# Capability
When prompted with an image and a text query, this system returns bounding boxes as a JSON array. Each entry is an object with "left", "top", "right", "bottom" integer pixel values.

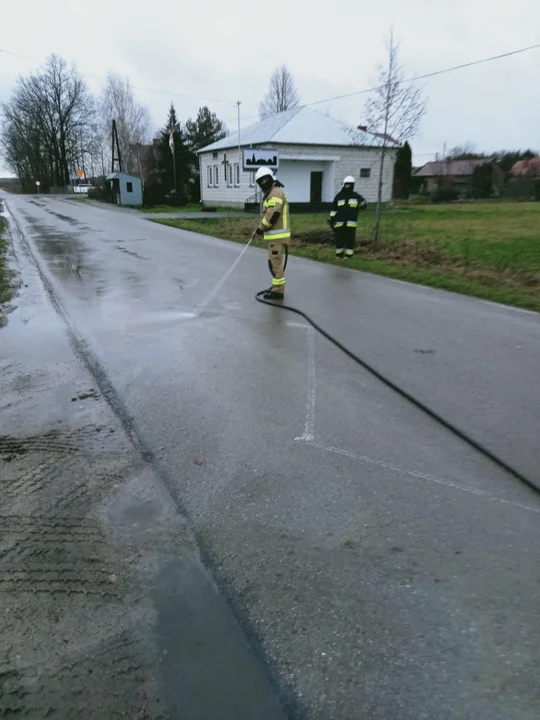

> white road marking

[
  {"left": 285, "top": 321, "right": 309, "bottom": 328},
  {"left": 299, "top": 438, "right": 540, "bottom": 515},
  {"left": 295, "top": 326, "right": 316, "bottom": 442}
]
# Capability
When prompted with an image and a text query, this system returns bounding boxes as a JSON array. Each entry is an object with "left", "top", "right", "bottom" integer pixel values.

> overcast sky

[{"left": 1, "top": 0, "right": 539, "bottom": 175}]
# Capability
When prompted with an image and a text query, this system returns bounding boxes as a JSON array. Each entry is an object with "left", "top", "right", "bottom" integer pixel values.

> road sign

[
  {"left": 71, "top": 171, "right": 78, "bottom": 180},
  {"left": 35, "top": 181, "right": 40, "bottom": 186},
  {"left": 242, "top": 148, "right": 279, "bottom": 172},
  {"left": 75, "top": 169, "right": 84, "bottom": 179}
]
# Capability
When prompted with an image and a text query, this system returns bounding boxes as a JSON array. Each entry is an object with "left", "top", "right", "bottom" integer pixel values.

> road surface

[{"left": 4, "top": 192, "right": 540, "bottom": 719}]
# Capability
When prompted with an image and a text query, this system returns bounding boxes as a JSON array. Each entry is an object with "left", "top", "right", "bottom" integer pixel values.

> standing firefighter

[
  {"left": 329, "top": 176, "right": 367, "bottom": 259},
  {"left": 255, "top": 167, "right": 290, "bottom": 299}
]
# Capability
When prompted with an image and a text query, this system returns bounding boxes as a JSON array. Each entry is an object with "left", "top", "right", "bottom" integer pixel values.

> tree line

[
  {"left": 0, "top": 56, "right": 306, "bottom": 199},
  {"left": 0, "top": 54, "right": 228, "bottom": 200},
  {"left": 2, "top": 44, "right": 429, "bottom": 213}
]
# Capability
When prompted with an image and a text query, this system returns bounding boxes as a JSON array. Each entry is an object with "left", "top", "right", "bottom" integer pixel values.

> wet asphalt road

[{"left": 4, "top": 192, "right": 540, "bottom": 720}]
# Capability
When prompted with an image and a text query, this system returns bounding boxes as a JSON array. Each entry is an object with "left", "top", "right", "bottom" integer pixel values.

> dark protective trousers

[
  {"left": 267, "top": 242, "right": 286, "bottom": 295},
  {"left": 334, "top": 227, "right": 356, "bottom": 257}
]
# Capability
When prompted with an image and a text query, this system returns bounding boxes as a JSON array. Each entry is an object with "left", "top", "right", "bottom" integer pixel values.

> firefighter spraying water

[{"left": 254, "top": 167, "right": 290, "bottom": 300}]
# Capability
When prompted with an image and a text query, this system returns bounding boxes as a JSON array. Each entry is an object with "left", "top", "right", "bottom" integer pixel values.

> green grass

[
  {"left": 153, "top": 201, "right": 540, "bottom": 312},
  {"left": 140, "top": 204, "right": 243, "bottom": 214}
]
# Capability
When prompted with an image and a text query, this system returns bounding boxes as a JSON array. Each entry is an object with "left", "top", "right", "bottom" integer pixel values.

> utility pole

[
  {"left": 111, "top": 120, "right": 123, "bottom": 173},
  {"left": 236, "top": 100, "right": 242, "bottom": 187}
]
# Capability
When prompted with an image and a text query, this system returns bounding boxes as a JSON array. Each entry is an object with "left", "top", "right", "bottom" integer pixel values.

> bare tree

[
  {"left": 259, "top": 65, "right": 300, "bottom": 119},
  {"left": 362, "top": 33, "right": 426, "bottom": 245},
  {"left": 98, "top": 74, "right": 151, "bottom": 173},
  {"left": 1, "top": 55, "right": 95, "bottom": 191}
]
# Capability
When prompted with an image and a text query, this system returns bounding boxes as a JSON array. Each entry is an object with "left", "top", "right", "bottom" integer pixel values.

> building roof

[
  {"left": 415, "top": 158, "right": 493, "bottom": 178},
  {"left": 511, "top": 156, "right": 540, "bottom": 176},
  {"left": 198, "top": 106, "right": 400, "bottom": 153}
]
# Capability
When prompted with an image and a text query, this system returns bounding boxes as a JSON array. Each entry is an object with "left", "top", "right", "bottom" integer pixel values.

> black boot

[{"left": 263, "top": 288, "right": 284, "bottom": 300}]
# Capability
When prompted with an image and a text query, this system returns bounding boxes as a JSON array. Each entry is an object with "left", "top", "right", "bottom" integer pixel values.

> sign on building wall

[{"left": 242, "top": 148, "right": 279, "bottom": 172}]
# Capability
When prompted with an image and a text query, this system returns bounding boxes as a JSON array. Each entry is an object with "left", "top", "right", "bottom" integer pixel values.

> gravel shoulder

[{"left": 0, "top": 199, "right": 287, "bottom": 719}]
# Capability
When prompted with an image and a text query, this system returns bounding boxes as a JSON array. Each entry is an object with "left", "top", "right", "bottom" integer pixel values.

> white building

[{"left": 198, "top": 107, "right": 399, "bottom": 210}]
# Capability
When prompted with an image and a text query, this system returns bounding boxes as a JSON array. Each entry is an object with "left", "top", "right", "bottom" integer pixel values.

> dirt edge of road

[{"left": 0, "top": 200, "right": 290, "bottom": 719}]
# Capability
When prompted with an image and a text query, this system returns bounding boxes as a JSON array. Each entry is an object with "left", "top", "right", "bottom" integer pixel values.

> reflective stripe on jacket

[
  {"left": 258, "top": 185, "right": 290, "bottom": 242},
  {"left": 329, "top": 189, "right": 365, "bottom": 228}
]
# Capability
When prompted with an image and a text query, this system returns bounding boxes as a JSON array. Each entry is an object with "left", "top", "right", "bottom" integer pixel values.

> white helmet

[
  {"left": 255, "top": 167, "right": 275, "bottom": 183},
  {"left": 343, "top": 175, "right": 355, "bottom": 185}
]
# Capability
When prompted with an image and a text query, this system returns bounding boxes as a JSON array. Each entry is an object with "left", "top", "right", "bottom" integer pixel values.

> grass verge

[
  {"left": 153, "top": 202, "right": 540, "bottom": 312},
  {"left": 140, "top": 204, "right": 243, "bottom": 214}
]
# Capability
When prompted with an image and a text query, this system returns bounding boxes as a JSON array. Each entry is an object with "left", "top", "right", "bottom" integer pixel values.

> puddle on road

[
  {"left": 22, "top": 215, "right": 107, "bottom": 301},
  {"left": 11, "top": 212, "right": 213, "bottom": 324},
  {"left": 34, "top": 231, "right": 97, "bottom": 283}
]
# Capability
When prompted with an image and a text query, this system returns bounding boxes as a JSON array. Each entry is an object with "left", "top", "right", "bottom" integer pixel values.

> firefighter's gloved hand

[{"left": 255, "top": 227, "right": 264, "bottom": 236}]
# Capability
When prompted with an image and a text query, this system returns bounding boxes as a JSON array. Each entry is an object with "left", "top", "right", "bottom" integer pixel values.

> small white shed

[{"left": 106, "top": 172, "right": 143, "bottom": 207}]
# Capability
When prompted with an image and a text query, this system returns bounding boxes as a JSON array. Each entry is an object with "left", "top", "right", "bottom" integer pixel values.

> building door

[{"left": 310, "top": 171, "right": 323, "bottom": 203}]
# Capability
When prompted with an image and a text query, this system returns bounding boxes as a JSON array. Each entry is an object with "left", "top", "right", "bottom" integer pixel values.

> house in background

[
  {"left": 197, "top": 107, "right": 399, "bottom": 211},
  {"left": 510, "top": 156, "right": 540, "bottom": 177},
  {"left": 508, "top": 156, "right": 540, "bottom": 200},
  {"left": 414, "top": 158, "right": 504, "bottom": 198}
]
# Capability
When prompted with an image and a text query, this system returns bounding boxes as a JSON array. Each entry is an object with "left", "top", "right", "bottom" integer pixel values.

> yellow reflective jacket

[{"left": 258, "top": 185, "right": 290, "bottom": 243}]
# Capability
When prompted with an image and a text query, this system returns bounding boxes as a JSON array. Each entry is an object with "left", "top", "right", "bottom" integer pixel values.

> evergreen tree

[
  {"left": 185, "top": 106, "right": 227, "bottom": 151},
  {"left": 185, "top": 106, "right": 228, "bottom": 201},
  {"left": 156, "top": 103, "right": 192, "bottom": 204},
  {"left": 470, "top": 163, "right": 494, "bottom": 199},
  {"left": 392, "top": 141, "right": 412, "bottom": 199}
]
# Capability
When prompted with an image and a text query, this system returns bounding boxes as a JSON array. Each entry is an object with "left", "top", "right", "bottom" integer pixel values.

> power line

[
  {"left": 0, "top": 48, "right": 38, "bottom": 63},
  {"left": 220, "top": 41, "right": 540, "bottom": 128},
  {"left": 3, "top": 40, "right": 539, "bottom": 122},
  {"left": 0, "top": 47, "right": 235, "bottom": 105},
  {"left": 305, "top": 42, "right": 540, "bottom": 107}
]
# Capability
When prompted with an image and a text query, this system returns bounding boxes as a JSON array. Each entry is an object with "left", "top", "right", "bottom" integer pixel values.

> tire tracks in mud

[
  {"left": 0, "top": 421, "right": 168, "bottom": 718},
  {"left": 1, "top": 199, "right": 292, "bottom": 720},
  {"left": 1, "top": 204, "right": 174, "bottom": 716},
  {"left": 0, "top": 358, "right": 178, "bottom": 720}
]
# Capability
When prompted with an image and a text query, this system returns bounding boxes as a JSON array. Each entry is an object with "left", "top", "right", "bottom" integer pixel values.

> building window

[
  {"left": 234, "top": 163, "right": 240, "bottom": 187},
  {"left": 207, "top": 167, "right": 213, "bottom": 187},
  {"left": 360, "top": 168, "right": 371, "bottom": 178},
  {"left": 227, "top": 165, "right": 233, "bottom": 187},
  {"left": 126, "top": 182, "right": 133, "bottom": 193},
  {"left": 214, "top": 165, "right": 219, "bottom": 187},
  {"left": 249, "top": 171, "right": 255, "bottom": 187}
]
